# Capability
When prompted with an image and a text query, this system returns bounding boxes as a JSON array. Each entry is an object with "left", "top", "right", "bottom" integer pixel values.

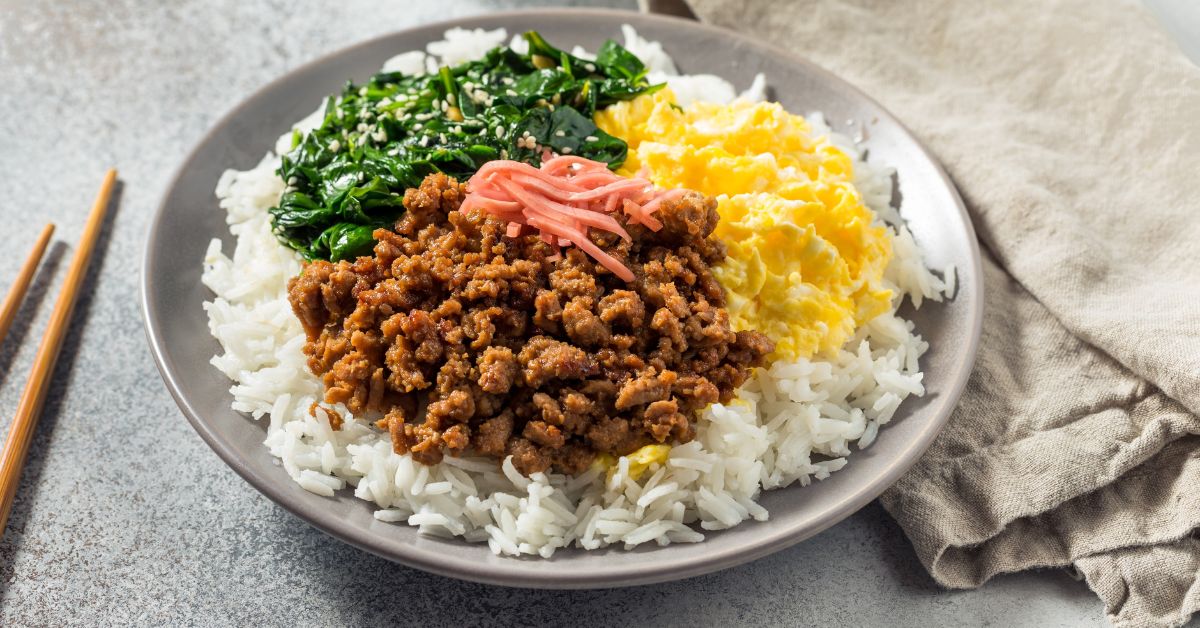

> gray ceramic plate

[{"left": 142, "top": 9, "right": 982, "bottom": 588}]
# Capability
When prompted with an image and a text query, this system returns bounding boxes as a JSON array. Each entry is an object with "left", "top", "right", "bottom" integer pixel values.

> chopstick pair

[{"left": 0, "top": 169, "right": 117, "bottom": 536}]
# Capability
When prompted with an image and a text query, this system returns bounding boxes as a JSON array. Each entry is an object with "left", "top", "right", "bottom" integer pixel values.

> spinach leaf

[
  {"left": 522, "top": 31, "right": 595, "bottom": 78},
  {"left": 508, "top": 107, "right": 627, "bottom": 168},
  {"left": 268, "top": 30, "right": 662, "bottom": 261},
  {"left": 595, "top": 40, "right": 647, "bottom": 81},
  {"left": 312, "top": 223, "right": 379, "bottom": 261}
]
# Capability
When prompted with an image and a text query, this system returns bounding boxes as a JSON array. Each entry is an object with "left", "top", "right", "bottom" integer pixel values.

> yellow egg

[
  {"left": 625, "top": 444, "right": 671, "bottom": 480},
  {"left": 592, "top": 444, "right": 673, "bottom": 482},
  {"left": 596, "top": 90, "right": 893, "bottom": 359}
]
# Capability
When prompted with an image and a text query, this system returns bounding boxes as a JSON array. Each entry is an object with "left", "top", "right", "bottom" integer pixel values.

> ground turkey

[{"left": 287, "top": 173, "right": 772, "bottom": 475}]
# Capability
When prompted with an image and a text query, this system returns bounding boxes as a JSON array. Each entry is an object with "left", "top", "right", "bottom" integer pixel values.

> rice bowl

[
  {"left": 200, "top": 25, "right": 952, "bottom": 558},
  {"left": 142, "top": 8, "right": 984, "bottom": 585}
]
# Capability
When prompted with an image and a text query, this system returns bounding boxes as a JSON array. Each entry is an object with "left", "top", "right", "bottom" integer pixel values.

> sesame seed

[
  {"left": 413, "top": 123, "right": 423, "bottom": 131},
  {"left": 554, "top": 130, "right": 565, "bottom": 137},
  {"left": 561, "top": 147, "right": 572, "bottom": 154},
  {"left": 439, "top": 133, "right": 447, "bottom": 144},
  {"left": 585, "top": 135, "right": 599, "bottom": 142},
  {"left": 495, "top": 126, "right": 505, "bottom": 138},
  {"left": 505, "top": 89, "right": 518, "bottom": 97},
  {"left": 446, "top": 93, "right": 456, "bottom": 106}
]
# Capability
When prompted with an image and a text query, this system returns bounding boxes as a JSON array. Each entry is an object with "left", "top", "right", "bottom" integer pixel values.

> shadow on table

[
  {"left": 0, "top": 243, "right": 66, "bottom": 385},
  {"left": 268, "top": 500, "right": 1073, "bottom": 627},
  {"left": 278, "top": 495, "right": 1144, "bottom": 625},
  {"left": 0, "top": 182, "right": 123, "bottom": 591}
]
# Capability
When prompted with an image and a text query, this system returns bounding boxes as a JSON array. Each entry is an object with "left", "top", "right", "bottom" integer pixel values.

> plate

[{"left": 141, "top": 9, "right": 982, "bottom": 588}]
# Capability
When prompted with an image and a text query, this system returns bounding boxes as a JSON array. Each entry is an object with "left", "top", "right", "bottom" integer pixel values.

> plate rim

[{"left": 140, "top": 7, "right": 984, "bottom": 589}]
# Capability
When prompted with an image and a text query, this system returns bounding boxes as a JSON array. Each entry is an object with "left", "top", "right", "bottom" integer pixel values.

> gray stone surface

[{"left": 0, "top": 1, "right": 1148, "bottom": 625}]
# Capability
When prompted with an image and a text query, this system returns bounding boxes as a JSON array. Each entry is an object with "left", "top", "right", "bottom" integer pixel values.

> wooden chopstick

[
  {"left": 0, "top": 224, "right": 56, "bottom": 348},
  {"left": 0, "top": 169, "right": 117, "bottom": 535}
]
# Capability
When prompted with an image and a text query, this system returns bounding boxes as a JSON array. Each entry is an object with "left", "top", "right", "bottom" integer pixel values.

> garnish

[{"left": 462, "top": 156, "right": 684, "bottom": 281}]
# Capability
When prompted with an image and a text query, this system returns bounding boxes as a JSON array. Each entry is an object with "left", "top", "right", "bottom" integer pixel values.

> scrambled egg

[
  {"left": 625, "top": 444, "right": 671, "bottom": 480},
  {"left": 594, "top": 444, "right": 672, "bottom": 481},
  {"left": 596, "top": 90, "right": 893, "bottom": 359}
]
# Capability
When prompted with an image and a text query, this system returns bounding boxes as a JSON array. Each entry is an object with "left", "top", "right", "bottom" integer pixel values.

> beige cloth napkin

[{"left": 684, "top": 0, "right": 1200, "bottom": 625}]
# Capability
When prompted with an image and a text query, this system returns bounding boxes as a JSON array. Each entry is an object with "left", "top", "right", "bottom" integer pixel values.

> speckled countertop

[{"left": 0, "top": 1, "right": 1124, "bottom": 625}]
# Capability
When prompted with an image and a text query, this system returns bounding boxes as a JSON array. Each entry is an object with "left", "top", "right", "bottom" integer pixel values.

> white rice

[{"left": 202, "top": 27, "right": 954, "bottom": 557}]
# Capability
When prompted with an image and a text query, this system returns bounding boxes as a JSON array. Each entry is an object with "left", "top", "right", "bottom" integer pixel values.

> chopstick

[
  {"left": 0, "top": 169, "right": 116, "bottom": 536},
  {"left": 0, "top": 224, "right": 56, "bottom": 348}
]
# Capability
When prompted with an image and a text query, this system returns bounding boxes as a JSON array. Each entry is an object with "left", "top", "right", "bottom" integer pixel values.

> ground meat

[
  {"left": 641, "top": 399, "right": 690, "bottom": 443},
  {"left": 561, "top": 296, "right": 611, "bottom": 347},
  {"left": 615, "top": 368, "right": 677, "bottom": 410},
  {"left": 507, "top": 438, "right": 550, "bottom": 475},
  {"left": 653, "top": 190, "right": 721, "bottom": 243},
  {"left": 476, "top": 346, "right": 518, "bottom": 394},
  {"left": 518, "top": 336, "right": 595, "bottom": 387},
  {"left": 286, "top": 175, "right": 773, "bottom": 476},
  {"left": 523, "top": 420, "right": 566, "bottom": 448},
  {"left": 532, "top": 290, "right": 563, "bottom": 332},
  {"left": 309, "top": 402, "right": 344, "bottom": 431},
  {"left": 472, "top": 410, "right": 513, "bottom": 457},
  {"left": 597, "top": 290, "right": 645, "bottom": 329}
]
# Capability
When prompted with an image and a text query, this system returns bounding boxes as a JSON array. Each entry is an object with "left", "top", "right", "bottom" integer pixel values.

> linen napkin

[{"left": 683, "top": 0, "right": 1200, "bottom": 625}]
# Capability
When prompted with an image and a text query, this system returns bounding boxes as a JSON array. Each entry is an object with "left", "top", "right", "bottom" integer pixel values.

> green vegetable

[
  {"left": 270, "top": 31, "right": 663, "bottom": 261},
  {"left": 313, "top": 223, "right": 378, "bottom": 261}
]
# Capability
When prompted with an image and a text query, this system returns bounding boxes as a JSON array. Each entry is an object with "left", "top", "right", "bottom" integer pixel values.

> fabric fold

[{"left": 1079, "top": 539, "right": 1200, "bottom": 628}]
